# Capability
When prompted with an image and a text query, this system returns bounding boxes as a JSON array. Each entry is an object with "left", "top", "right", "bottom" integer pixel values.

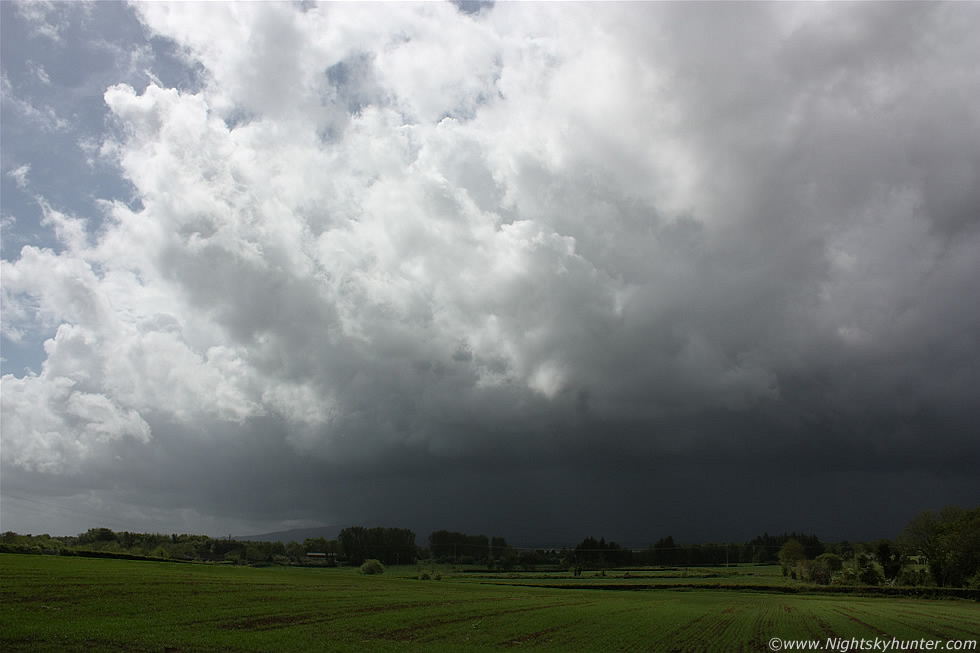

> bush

[
  {"left": 897, "top": 567, "right": 929, "bottom": 586},
  {"left": 816, "top": 553, "right": 843, "bottom": 573},
  {"left": 359, "top": 559, "right": 385, "bottom": 575},
  {"left": 797, "top": 559, "right": 831, "bottom": 584}
]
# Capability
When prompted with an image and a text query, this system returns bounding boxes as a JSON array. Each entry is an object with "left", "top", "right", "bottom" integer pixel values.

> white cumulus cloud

[{"left": 2, "top": 1, "right": 978, "bottom": 539}]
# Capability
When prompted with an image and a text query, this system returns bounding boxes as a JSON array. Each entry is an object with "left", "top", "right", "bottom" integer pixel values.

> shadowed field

[{"left": 2, "top": 555, "right": 977, "bottom": 651}]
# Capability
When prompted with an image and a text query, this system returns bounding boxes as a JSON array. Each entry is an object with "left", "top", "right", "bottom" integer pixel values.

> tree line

[
  {"left": 773, "top": 505, "right": 979, "bottom": 588},
  {"left": 2, "top": 504, "right": 976, "bottom": 588}
]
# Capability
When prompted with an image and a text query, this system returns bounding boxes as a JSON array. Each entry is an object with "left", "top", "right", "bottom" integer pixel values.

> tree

[
  {"left": 857, "top": 553, "right": 884, "bottom": 585},
  {"left": 778, "top": 539, "right": 807, "bottom": 569},
  {"left": 340, "top": 526, "right": 417, "bottom": 566},
  {"left": 285, "top": 541, "right": 306, "bottom": 562},
  {"left": 815, "top": 552, "right": 843, "bottom": 573},
  {"left": 78, "top": 528, "right": 117, "bottom": 546},
  {"left": 378, "top": 527, "right": 417, "bottom": 566},
  {"left": 304, "top": 537, "right": 330, "bottom": 553},
  {"left": 428, "top": 530, "right": 488, "bottom": 563},
  {"left": 943, "top": 507, "right": 980, "bottom": 587},
  {"left": 338, "top": 527, "right": 366, "bottom": 565},
  {"left": 899, "top": 505, "right": 980, "bottom": 587},
  {"left": 873, "top": 540, "right": 904, "bottom": 582}
]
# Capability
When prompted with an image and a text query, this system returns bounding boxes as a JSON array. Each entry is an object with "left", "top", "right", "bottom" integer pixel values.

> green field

[{"left": 2, "top": 555, "right": 978, "bottom": 651}]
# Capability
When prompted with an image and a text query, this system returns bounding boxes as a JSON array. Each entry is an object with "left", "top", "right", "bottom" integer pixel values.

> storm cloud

[{"left": 2, "top": 1, "right": 978, "bottom": 544}]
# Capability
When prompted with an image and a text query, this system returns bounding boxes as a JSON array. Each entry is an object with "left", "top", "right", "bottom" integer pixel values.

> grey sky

[{"left": 2, "top": 1, "right": 978, "bottom": 545}]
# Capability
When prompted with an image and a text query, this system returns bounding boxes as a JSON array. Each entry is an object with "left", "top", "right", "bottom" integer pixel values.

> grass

[{"left": 2, "top": 554, "right": 978, "bottom": 651}]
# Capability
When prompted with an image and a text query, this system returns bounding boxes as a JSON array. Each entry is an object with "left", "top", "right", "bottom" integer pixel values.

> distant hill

[{"left": 234, "top": 525, "right": 339, "bottom": 544}]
